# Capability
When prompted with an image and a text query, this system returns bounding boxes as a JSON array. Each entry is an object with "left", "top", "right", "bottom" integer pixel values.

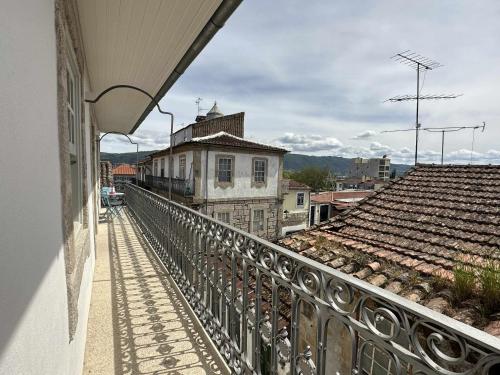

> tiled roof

[
  {"left": 311, "top": 190, "right": 373, "bottom": 204},
  {"left": 190, "top": 132, "right": 287, "bottom": 153},
  {"left": 278, "top": 165, "right": 500, "bottom": 334},
  {"left": 149, "top": 132, "right": 287, "bottom": 158},
  {"left": 284, "top": 179, "right": 311, "bottom": 190},
  {"left": 112, "top": 164, "right": 136, "bottom": 175}
]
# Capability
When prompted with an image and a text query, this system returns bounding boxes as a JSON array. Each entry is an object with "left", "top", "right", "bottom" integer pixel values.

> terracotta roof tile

[
  {"left": 284, "top": 179, "right": 311, "bottom": 190},
  {"left": 112, "top": 164, "right": 136, "bottom": 175},
  {"left": 277, "top": 164, "right": 500, "bottom": 333}
]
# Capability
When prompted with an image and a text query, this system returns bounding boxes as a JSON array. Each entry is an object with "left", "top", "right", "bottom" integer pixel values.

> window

[
  {"left": 179, "top": 155, "right": 186, "bottom": 179},
  {"left": 218, "top": 157, "right": 232, "bottom": 182},
  {"left": 254, "top": 159, "right": 266, "bottom": 183},
  {"left": 154, "top": 160, "right": 158, "bottom": 176},
  {"left": 296, "top": 192, "right": 305, "bottom": 207},
  {"left": 160, "top": 158, "right": 165, "bottom": 178},
  {"left": 252, "top": 157, "right": 268, "bottom": 187},
  {"left": 67, "top": 52, "right": 82, "bottom": 232},
  {"left": 253, "top": 209, "right": 265, "bottom": 232},
  {"left": 217, "top": 212, "right": 231, "bottom": 224}
]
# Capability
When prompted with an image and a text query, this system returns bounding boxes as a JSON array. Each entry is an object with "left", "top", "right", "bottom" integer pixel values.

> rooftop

[
  {"left": 283, "top": 179, "right": 311, "bottom": 190},
  {"left": 112, "top": 164, "right": 137, "bottom": 175},
  {"left": 311, "top": 190, "right": 373, "bottom": 204},
  {"left": 151, "top": 131, "right": 287, "bottom": 158},
  {"left": 279, "top": 164, "right": 500, "bottom": 335}
]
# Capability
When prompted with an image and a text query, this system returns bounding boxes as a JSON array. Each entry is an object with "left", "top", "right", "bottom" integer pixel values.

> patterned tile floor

[{"left": 83, "top": 209, "right": 227, "bottom": 374}]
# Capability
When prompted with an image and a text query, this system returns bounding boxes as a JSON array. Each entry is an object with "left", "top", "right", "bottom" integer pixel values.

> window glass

[
  {"left": 218, "top": 158, "right": 232, "bottom": 182},
  {"left": 253, "top": 209, "right": 264, "bottom": 232},
  {"left": 254, "top": 159, "right": 266, "bottom": 183},
  {"left": 297, "top": 192, "right": 305, "bottom": 207},
  {"left": 160, "top": 158, "right": 165, "bottom": 178},
  {"left": 217, "top": 212, "right": 230, "bottom": 224}
]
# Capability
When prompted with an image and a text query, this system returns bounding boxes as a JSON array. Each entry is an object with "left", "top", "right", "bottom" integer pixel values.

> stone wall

[
  {"left": 205, "top": 197, "right": 281, "bottom": 240},
  {"left": 100, "top": 161, "right": 113, "bottom": 187}
]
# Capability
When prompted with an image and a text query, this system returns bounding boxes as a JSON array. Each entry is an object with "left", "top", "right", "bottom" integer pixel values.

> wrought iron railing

[
  {"left": 125, "top": 184, "right": 500, "bottom": 375},
  {"left": 143, "top": 175, "right": 194, "bottom": 196}
]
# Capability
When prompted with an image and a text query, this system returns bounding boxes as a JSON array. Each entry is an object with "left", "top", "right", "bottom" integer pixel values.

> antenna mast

[
  {"left": 382, "top": 122, "right": 486, "bottom": 165},
  {"left": 387, "top": 51, "right": 461, "bottom": 165},
  {"left": 195, "top": 97, "right": 208, "bottom": 115}
]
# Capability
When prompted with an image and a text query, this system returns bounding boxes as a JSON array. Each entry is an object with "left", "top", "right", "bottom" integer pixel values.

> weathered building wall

[
  {"left": 202, "top": 150, "right": 280, "bottom": 199},
  {"left": 206, "top": 197, "right": 280, "bottom": 240},
  {"left": 281, "top": 189, "right": 310, "bottom": 235},
  {"left": 0, "top": 1, "right": 96, "bottom": 374}
]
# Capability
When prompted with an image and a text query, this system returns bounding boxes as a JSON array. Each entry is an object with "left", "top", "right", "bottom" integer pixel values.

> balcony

[
  {"left": 84, "top": 184, "right": 500, "bottom": 374},
  {"left": 141, "top": 175, "right": 194, "bottom": 197}
]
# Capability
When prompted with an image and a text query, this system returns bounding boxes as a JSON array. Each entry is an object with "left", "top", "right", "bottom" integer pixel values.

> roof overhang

[{"left": 78, "top": 0, "right": 241, "bottom": 134}]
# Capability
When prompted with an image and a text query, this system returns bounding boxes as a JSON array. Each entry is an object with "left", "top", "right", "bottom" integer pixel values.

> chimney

[{"left": 195, "top": 115, "right": 206, "bottom": 122}]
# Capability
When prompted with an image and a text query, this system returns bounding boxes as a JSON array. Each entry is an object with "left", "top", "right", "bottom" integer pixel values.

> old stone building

[
  {"left": 100, "top": 161, "right": 113, "bottom": 187},
  {"left": 139, "top": 103, "right": 288, "bottom": 240}
]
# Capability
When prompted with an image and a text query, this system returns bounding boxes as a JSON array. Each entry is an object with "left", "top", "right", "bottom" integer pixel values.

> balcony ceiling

[{"left": 78, "top": 0, "right": 224, "bottom": 134}]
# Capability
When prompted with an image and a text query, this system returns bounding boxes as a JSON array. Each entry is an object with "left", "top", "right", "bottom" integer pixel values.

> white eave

[{"left": 78, "top": 0, "right": 241, "bottom": 134}]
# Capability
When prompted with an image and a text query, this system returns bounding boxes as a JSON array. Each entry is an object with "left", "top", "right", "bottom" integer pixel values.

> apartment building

[
  {"left": 348, "top": 156, "right": 391, "bottom": 181},
  {"left": 139, "top": 104, "right": 288, "bottom": 240}
]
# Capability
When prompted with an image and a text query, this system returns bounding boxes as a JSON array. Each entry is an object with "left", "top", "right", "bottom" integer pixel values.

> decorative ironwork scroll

[{"left": 125, "top": 184, "right": 500, "bottom": 375}]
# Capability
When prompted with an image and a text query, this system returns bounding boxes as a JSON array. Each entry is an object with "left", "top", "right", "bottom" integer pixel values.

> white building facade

[{"left": 141, "top": 108, "right": 287, "bottom": 240}]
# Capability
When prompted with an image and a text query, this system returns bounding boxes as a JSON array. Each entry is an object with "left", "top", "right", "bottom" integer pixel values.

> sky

[{"left": 101, "top": 0, "right": 500, "bottom": 165}]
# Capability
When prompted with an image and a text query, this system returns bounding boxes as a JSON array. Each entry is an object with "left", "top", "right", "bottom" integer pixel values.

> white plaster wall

[
  {"left": 153, "top": 151, "right": 194, "bottom": 179},
  {"left": 201, "top": 151, "right": 280, "bottom": 199},
  {"left": 0, "top": 1, "right": 95, "bottom": 374}
]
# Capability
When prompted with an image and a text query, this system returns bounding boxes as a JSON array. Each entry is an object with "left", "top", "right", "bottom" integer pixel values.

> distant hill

[
  {"left": 100, "top": 151, "right": 158, "bottom": 165},
  {"left": 100, "top": 151, "right": 412, "bottom": 176},
  {"left": 283, "top": 154, "right": 412, "bottom": 176}
]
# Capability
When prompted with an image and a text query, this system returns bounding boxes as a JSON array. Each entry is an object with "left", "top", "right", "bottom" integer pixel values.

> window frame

[
  {"left": 66, "top": 44, "right": 83, "bottom": 234},
  {"left": 154, "top": 160, "right": 159, "bottom": 177},
  {"left": 251, "top": 208, "right": 266, "bottom": 233},
  {"left": 179, "top": 154, "right": 186, "bottom": 180},
  {"left": 160, "top": 158, "right": 165, "bottom": 178},
  {"left": 216, "top": 211, "right": 231, "bottom": 225},
  {"left": 296, "top": 192, "right": 305, "bottom": 208},
  {"left": 215, "top": 154, "right": 235, "bottom": 188},
  {"left": 251, "top": 157, "right": 268, "bottom": 187}
]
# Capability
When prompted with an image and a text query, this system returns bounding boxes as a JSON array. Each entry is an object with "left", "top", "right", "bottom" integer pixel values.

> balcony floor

[{"left": 83, "top": 209, "right": 227, "bottom": 374}]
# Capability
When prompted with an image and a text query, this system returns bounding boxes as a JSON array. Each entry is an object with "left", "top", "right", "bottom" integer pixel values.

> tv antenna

[
  {"left": 382, "top": 122, "right": 485, "bottom": 165},
  {"left": 387, "top": 51, "right": 462, "bottom": 165},
  {"left": 195, "top": 97, "right": 208, "bottom": 115}
]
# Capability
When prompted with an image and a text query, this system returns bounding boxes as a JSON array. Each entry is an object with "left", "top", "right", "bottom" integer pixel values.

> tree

[{"left": 286, "top": 166, "right": 331, "bottom": 192}]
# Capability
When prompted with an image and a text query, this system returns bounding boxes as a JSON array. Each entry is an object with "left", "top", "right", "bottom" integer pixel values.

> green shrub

[
  {"left": 453, "top": 264, "right": 476, "bottom": 302},
  {"left": 479, "top": 261, "right": 500, "bottom": 314}
]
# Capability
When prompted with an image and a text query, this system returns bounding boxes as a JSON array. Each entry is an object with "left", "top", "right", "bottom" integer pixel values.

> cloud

[
  {"left": 352, "top": 130, "right": 377, "bottom": 140},
  {"left": 100, "top": 129, "right": 168, "bottom": 152},
  {"left": 273, "top": 133, "right": 343, "bottom": 152},
  {"left": 103, "top": 0, "right": 500, "bottom": 163}
]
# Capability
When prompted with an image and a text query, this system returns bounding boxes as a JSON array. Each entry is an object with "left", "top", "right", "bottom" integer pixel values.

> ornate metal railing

[
  {"left": 125, "top": 184, "right": 500, "bottom": 375},
  {"left": 143, "top": 175, "right": 194, "bottom": 196}
]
